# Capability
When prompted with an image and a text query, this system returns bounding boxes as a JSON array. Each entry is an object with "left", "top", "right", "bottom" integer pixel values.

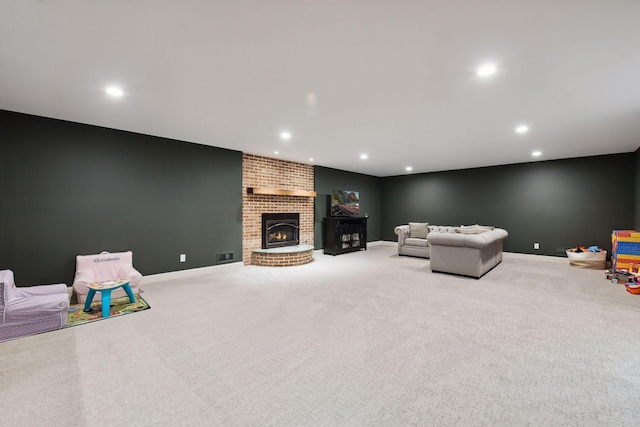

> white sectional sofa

[{"left": 394, "top": 223, "right": 508, "bottom": 278}]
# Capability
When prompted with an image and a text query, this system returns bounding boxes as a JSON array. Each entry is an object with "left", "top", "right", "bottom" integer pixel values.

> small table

[{"left": 84, "top": 279, "right": 136, "bottom": 318}]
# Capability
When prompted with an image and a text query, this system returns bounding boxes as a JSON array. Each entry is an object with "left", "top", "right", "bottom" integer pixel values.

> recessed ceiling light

[
  {"left": 360, "top": 154, "right": 368, "bottom": 160},
  {"left": 280, "top": 131, "right": 292, "bottom": 140},
  {"left": 477, "top": 64, "right": 497, "bottom": 77},
  {"left": 309, "top": 158, "right": 314, "bottom": 162},
  {"left": 274, "top": 151, "right": 279, "bottom": 155},
  {"left": 105, "top": 86, "right": 124, "bottom": 97},
  {"left": 516, "top": 125, "right": 529, "bottom": 134},
  {"left": 532, "top": 151, "right": 542, "bottom": 157},
  {"left": 405, "top": 166, "right": 413, "bottom": 171}
]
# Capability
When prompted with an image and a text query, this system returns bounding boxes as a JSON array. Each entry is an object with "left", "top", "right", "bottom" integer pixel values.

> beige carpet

[{"left": 1, "top": 242, "right": 639, "bottom": 426}]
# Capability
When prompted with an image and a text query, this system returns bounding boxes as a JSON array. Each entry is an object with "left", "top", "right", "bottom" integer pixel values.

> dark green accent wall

[
  {"left": 0, "top": 110, "right": 242, "bottom": 287},
  {"left": 2, "top": 108, "right": 637, "bottom": 286},
  {"left": 381, "top": 154, "right": 635, "bottom": 256},
  {"left": 314, "top": 166, "right": 383, "bottom": 248}
]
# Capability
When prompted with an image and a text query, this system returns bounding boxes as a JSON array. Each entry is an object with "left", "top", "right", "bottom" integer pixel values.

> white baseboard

[
  {"left": 140, "top": 262, "right": 242, "bottom": 286},
  {"left": 141, "top": 241, "right": 390, "bottom": 285}
]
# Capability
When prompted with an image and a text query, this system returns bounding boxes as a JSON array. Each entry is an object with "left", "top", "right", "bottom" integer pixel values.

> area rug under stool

[{"left": 66, "top": 294, "right": 150, "bottom": 327}]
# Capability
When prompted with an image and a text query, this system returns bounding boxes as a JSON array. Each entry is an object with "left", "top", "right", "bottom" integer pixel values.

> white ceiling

[{"left": 2, "top": 1, "right": 640, "bottom": 177}]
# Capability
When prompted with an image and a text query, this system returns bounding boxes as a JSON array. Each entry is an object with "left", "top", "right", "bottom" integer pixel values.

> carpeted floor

[{"left": 1, "top": 242, "right": 639, "bottom": 426}]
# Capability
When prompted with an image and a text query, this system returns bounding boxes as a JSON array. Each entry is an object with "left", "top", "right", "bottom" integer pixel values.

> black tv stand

[{"left": 323, "top": 217, "right": 367, "bottom": 255}]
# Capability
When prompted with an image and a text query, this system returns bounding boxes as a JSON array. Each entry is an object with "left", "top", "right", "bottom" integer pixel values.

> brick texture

[
  {"left": 252, "top": 250, "right": 314, "bottom": 267},
  {"left": 242, "top": 154, "right": 314, "bottom": 265}
]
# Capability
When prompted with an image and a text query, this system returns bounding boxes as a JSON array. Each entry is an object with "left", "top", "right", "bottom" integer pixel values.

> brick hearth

[{"left": 252, "top": 246, "right": 314, "bottom": 267}]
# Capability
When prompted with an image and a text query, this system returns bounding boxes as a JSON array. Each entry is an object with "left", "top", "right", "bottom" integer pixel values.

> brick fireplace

[{"left": 242, "top": 154, "right": 314, "bottom": 265}]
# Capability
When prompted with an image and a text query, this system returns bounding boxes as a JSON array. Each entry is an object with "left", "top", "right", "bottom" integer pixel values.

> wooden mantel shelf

[{"left": 247, "top": 187, "right": 317, "bottom": 197}]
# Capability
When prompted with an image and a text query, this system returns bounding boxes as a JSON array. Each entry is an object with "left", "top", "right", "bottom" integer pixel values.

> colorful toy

[
  {"left": 611, "top": 230, "right": 640, "bottom": 272},
  {"left": 606, "top": 264, "right": 640, "bottom": 294}
]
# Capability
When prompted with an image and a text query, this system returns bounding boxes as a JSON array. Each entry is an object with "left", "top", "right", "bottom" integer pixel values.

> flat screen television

[{"left": 331, "top": 189, "right": 360, "bottom": 216}]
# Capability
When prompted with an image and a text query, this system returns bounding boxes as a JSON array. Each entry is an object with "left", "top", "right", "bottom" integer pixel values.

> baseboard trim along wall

[
  {"left": 140, "top": 244, "right": 390, "bottom": 285},
  {"left": 140, "top": 262, "right": 242, "bottom": 286}
]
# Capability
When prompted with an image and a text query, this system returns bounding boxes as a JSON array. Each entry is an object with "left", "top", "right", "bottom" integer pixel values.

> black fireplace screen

[{"left": 262, "top": 213, "right": 300, "bottom": 249}]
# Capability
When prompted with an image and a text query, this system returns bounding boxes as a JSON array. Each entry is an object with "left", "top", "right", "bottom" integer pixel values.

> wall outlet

[
  {"left": 180, "top": 253, "right": 186, "bottom": 262},
  {"left": 534, "top": 243, "right": 540, "bottom": 250}
]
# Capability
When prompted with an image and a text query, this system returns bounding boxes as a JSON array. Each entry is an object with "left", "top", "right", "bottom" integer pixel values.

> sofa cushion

[
  {"left": 457, "top": 224, "right": 480, "bottom": 234},
  {"left": 456, "top": 224, "right": 495, "bottom": 234},
  {"left": 409, "top": 222, "right": 429, "bottom": 239},
  {"left": 405, "top": 237, "right": 429, "bottom": 247}
]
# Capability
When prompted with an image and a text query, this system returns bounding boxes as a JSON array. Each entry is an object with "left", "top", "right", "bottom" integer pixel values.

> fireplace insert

[{"left": 262, "top": 213, "right": 300, "bottom": 249}]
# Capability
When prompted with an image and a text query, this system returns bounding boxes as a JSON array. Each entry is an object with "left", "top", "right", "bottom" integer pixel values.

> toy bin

[{"left": 566, "top": 248, "right": 607, "bottom": 269}]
